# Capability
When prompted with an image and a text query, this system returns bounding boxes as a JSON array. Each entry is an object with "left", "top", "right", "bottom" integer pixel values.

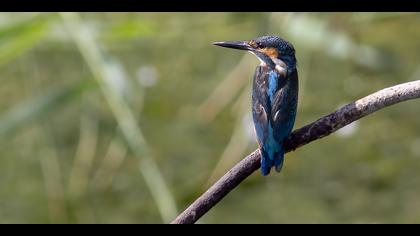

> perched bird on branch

[{"left": 214, "top": 36, "right": 298, "bottom": 176}]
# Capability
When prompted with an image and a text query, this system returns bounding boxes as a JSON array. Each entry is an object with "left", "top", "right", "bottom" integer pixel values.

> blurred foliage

[{"left": 0, "top": 12, "right": 420, "bottom": 223}]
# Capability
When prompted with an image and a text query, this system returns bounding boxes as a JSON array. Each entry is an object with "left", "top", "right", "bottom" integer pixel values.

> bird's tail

[{"left": 260, "top": 147, "right": 285, "bottom": 176}]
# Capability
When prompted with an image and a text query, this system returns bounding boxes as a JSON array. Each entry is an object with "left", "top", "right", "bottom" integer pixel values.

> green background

[{"left": 0, "top": 12, "right": 420, "bottom": 223}]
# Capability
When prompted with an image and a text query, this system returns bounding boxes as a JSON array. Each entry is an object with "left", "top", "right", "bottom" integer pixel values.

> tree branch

[{"left": 171, "top": 80, "right": 420, "bottom": 224}]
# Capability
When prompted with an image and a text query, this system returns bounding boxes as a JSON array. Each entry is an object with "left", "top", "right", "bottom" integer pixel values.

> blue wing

[
  {"left": 252, "top": 66, "right": 298, "bottom": 175},
  {"left": 252, "top": 66, "right": 271, "bottom": 149},
  {"left": 270, "top": 70, "right": 298, "bottom": 142}
]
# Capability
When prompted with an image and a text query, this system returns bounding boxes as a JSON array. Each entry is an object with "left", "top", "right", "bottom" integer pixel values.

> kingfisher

[{"left": 214, "top": 35, "right": 298, "bottom": 176}]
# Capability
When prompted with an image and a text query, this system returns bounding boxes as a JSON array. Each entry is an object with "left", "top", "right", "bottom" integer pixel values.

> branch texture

[{"left": 172, "top": 80, "right": 420, "bottom": 224}]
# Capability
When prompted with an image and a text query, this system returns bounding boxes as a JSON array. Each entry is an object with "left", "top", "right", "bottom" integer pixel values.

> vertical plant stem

[
  {"left": 60, "top": 12, "right": 177, "bottom": 222},
  {"left": 39, "top": 147, "right": 68, "bottom": 224}
]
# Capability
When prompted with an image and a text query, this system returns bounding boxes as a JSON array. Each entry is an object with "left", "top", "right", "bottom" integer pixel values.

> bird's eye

[{"left": 249, "top": 41, "right": 259, "bottom": 48}]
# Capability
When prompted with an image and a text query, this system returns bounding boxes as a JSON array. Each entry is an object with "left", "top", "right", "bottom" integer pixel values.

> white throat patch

[
  {"left": 249, "top": 52, "right": 288, "bottom": 77},
  {"left": 249, "top": 51, "right": 266, "bottom": 66}
]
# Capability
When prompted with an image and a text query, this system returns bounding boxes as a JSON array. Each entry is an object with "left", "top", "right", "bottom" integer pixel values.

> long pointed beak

[{"left": 213, "top": 41, "right": 254, "bottom": 51}]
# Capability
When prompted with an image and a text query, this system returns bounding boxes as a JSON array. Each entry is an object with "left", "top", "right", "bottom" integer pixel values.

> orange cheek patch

[{"left": 260, "top": 47, "right": 279, "bottom": 58}]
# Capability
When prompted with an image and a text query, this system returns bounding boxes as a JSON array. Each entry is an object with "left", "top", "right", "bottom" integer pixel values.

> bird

[{"left": 213, "top": 35, "right": 298, "bottom": 176}]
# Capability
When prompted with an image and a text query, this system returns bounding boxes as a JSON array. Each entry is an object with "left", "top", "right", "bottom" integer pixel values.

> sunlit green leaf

[{"left": 0, "top": 14, "right": 55, "bottom": 66}]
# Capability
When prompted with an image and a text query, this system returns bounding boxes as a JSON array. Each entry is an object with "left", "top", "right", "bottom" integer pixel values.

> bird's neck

[
  {"left": 278, "top": 56, "right": 297, "bottom": 74},
  {"left": 271, "top": 57, "right": 296, "bottom": 77}
]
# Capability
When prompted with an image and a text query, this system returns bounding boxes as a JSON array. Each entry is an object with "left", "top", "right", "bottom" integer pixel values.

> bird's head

[{"left": 213, "top": 35, "right": 296, "bottom": 74}]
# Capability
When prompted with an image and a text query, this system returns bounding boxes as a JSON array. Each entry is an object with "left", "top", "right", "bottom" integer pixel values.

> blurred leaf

[
  {"left": 103, "top": 20, "right": 157, "bottom": 41},
  {"left": 0, "top": 14, "right": 54, "bottom": 66},
  {"left": 0, "top": 79, "right": 96, "bottom": 139}
]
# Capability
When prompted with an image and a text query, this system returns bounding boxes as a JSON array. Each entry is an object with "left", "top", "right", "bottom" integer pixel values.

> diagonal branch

[{"left": 171, "top": 80, "right": 420, "bottom": 224}]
